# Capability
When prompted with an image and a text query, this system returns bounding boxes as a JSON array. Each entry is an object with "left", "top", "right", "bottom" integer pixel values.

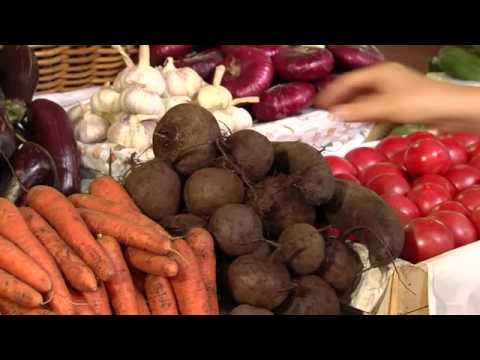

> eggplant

[
  {"left": 29, "top": 99, "right": 81, "bottom": 195},
  {"left": 0, "top": 142, "right": 57, "bottom": 205},
  {"left": 0, "top": 105, "right": 17, "bottom": 159},
  {"left": 0, "top": 45, "right": 39, "bottom": 104}
]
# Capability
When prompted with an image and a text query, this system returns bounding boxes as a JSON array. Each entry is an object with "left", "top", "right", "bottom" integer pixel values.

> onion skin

[
  {"left": 221, "top": 45, "right": 287, "bottom": 58},
  {"left": 222, "top": 47, "right": 275, "bottom": 98},
  {"left": 150, "top": 45, "right": 193, "bottom": 66},
  {"left": 252, "top": 83, "right": 317, "bottom": 122},
  {"left": 175, "top": 49, "right": 224, "bottom": 82},
  {"left": 273, "top": 47, "right": 335, "bottom": 82},
  {"left": 327, "top": 45, "right": 385, "bottom": 70}
]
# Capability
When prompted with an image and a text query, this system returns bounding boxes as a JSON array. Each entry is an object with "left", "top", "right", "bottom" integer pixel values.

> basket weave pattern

[{"left": 31, "top": 45, "right": 139, "bottom": 94}]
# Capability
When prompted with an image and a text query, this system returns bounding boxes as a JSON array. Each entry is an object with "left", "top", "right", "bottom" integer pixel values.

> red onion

[
  {"left": 221, "top": 45, "right": 287, "bottom": 58},
  {"left": 149, "top": 45, "right": 193, "bottom": 66},
  {"left": 327, "top": 45, "right": 385, "bottom": 70},
  {"left": 175, "top": 48, "right": 224, "bottom": 82},
  {"left": 273, "top": 47, "right": 335, "bottom": 82},
  {"left": 221, "top": 47, "right": 275, "bottom": 98},
  {"left": 252, "top": 83, "right": 317, "bottom": 122}
]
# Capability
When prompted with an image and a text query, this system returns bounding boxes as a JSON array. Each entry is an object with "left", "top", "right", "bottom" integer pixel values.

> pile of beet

[
  {"left": 150, "top": 45, "right": 385, "bottom": 123},
  {"left": 124, "top": 103, "right": 404, "bottom": 315}
]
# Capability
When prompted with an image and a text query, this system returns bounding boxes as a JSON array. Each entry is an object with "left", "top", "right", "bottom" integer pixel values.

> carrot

[
  {"left": 0, "top": 235, "right": 52, "bottom": 293},
  {"left": 70, "top": 291, "right": 96, "bottom": 315},
  {"left": 26, "top": 186, "right": 115, "bottom": 282},
  {"left": 144, "top": 275, "right": 178, "bottom": 315},
  {"left": 136, "top": 289, "right": 151, "bottom": 315},
  {"left": 0, "top": 297, "right": 56, "bottom": 316},
  {"left": 82, "top": 282, "right": 112, "bottom": 315},
  {"left": 98, "top": 235, "right": 139, "bottom": 315},
  {"left": 126, "top": 247, "right": 178, "bottom": 278},
  {"left": 24, "top": 309, "right": 58, "bottom": 316},
  {"left": 20, "top": 207, "right": 98, "bottom": 292},
  {"left": 0, "top": 198, "right": 74, "bottom": 315},
  {"left": 186, "top": 228, "right": 219, "bottom": 315},
  {"left": 78, "top": 208, "right": 172, "bottom": 255},
  {"left": 130, "top": 266, "right": 147, "bottom": 295},
  {"left": 170, "top": 239, "right": 210, "bottom": 315},
  {"left": 89, "top": 176, "right": 141, "bottom": 213},
  {"left": 0, "top": 269, "right": 43, "bottom": 308}
]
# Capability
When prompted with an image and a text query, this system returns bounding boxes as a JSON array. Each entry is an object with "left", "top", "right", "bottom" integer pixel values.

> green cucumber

[
  {"left": 437, "top": 46, "right": 480, "bottom": 82},
  {"left": 390, "top": 124, "right": 430, "bottom": 136}
]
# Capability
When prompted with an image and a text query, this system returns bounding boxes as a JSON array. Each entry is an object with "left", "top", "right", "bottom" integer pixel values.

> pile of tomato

[{"left": 326, "top": 131, "right": 480, "bottom": 264}]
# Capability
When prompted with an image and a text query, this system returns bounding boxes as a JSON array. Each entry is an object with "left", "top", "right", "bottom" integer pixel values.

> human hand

[{"left": 315, "top": 62, "right": 480, "bottom": 133}]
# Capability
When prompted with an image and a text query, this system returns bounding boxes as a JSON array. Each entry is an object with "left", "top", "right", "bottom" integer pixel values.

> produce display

[{"left": 326, "top": 131, "right": 480, "bottom": 264}]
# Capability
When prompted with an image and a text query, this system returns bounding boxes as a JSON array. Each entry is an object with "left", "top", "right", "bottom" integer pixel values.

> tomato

[
  {"left": 445, "top": 164, "right": 480, "bottom": 193},
  {"left": 456, "top": 186, "right": 480, "bottom": 213},
  {"left": 376, "top": 136, "right": 410, "bottom": 159},
  {"left": 469, "top": 155, "right": 480, "bottom": 170},
  {"left": 325, "top": 156, "right": 358, "bottom": 177},
  {"left": 429, "top": 211, "right": 477, "bottom": 248},
  {"left": 468, "top": 143, "right": 480, "bottom": 159},
  {"left": 360, "top": 162, "right": 404, "bottom": 185},
  {"left": 335, "top": 173, "right": 361, "bottom": 185},
  {"left": 404, "top": 139, "right": 452, "bottom": 177},
  {"left": 402, "top": 218, "right": 455, "bottom": 264},
  {"left": 469, "top": 208, "right": 480, "bottom": 236},
  {"left": 323, "top": 227, "right": 357, "bottom": 242},
  {"left": 440, "top": 138, "right": 468, "bottom": 165},
  {"left": 345, "top": 147, "right": 386, "bottom": 174},
  {"left": 391, "top": 150, "right": 407, "bottom": 172},
  {"left": 450, "top": 132, "right": 480, "bottom": 150},
  {"left": 367, "top": 173, "right": 411, "bottom": 196},
  {"left": 408, "top": 183, "right": 451, "bottom": 216},
  {"left": 431, "top": 201, "right": 470, "bottom": 217},
  {"left": 413, "top": 174, "right": 456, "bottom": 198},
  {"left": 381, "top": 194, "right": 420, "bottom": 226},
  {"left": 407, "top": 131, "right": 435, "bottom": 143}
]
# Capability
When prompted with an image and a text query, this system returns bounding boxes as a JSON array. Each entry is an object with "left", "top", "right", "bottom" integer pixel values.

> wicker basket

[{"left": 31, "top": 45, "right": 139, "bottom": 94}]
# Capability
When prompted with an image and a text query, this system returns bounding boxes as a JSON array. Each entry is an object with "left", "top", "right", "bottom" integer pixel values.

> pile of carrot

[{"left": 0, "top": 176, "right": 219, "bottom": 316}]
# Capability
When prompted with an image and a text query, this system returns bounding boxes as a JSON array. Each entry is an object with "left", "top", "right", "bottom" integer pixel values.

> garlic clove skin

[
  {"left": 107, "top": 114, "right": 157, "bottom": 151},
  {"left": 230, "top": 106, "right": 253, "bottom": 131},
  {"left": 212, "top": 108, "right": 238, "bottom": 134},
  {"left": 163, "top": 96, "right": 191, "bottom": 112},
  {"left": 197, "top": 84, "right": 233, "bottom": 111},
  {"left": 162, "top": 58, "right": 204, "bottom": 98},
  {"left": 90, "top": 87, "right": 121, "bottom": 114},
  {"left": 68, "top": 101, "right": 91, "bottom": 124},
  {"left": 74, "top": 112, "right": 109, "bottom": 144},
  {"left": 120, "top": 85, "right": 166, "bottom": 117}
]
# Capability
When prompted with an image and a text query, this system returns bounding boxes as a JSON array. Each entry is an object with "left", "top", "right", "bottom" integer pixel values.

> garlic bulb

[
  {"left": 120, "top": 85, "right": 165, "bottom": 116},
  {"left": 91, "top": 86, "right": 121, "bottom": 114},
  {"left": 113, "top": 45, "right": 166, "bottom": 96},
  {"left": 161, "top": 57, "right": 203, "bottom": 97},
  {"left": 196, "top": 65, "right": 232, "bottom": 111},
  {"left": 107, "top": 114, "right": 157, "bottom": 150},
  {"left": 213, "top": 106, "right": 253, "bottom": 134},
  {"left": 163, "top": 96, "right": 191, "bottom": 112},
  {"left": 67, "top": 101, "right": 90, "bottom": 124},
  {"left": 74, "top": 112, "right": 109, "bottom": 144}
]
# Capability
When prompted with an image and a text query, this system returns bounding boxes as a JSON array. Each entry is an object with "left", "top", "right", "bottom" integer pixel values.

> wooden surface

[{"left": 376, "top": 45, "right": 442, "bottom": 72}]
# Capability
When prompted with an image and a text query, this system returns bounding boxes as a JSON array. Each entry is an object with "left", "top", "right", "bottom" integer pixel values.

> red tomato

[
  {"left": 431, "top": 201, "right": 470, "bottom": 217},
  {"left": 445, "top": 164, "right": 480, "bottom": 193},
  {"left": 440, "top": 138, "right": 468, "bottom": 165},
  {"left": 413, "top": 174, "right": 456, "bottom": 198},
  {"left": 407, "top": 131, "right": 435, "bottom": 142},
  {"left": 402, "top": 218, "right": 455, "bottom": 264},
  {"left": 456, "top": 186, "right": 480, "bottom": 213},
  {"left": 325, "top": 156, "right": 358, "bottom": 177},
  {"left": 408, "top": 183, "right": 451, "bottom": 216},
  {"left": 469, "top": 155, "right": 480, "bottom": 170},
  {"left": 391, "top": 150, "right": 407, "bottom": 171},
  {"left": 381, "top": 194, "right": 420, "bottom": 226},
  {"left": 429, "top": 211, "right": 477, "bottom": 248},
  {"left": 360, "top": 162, "right": 404, "bottom": 185},
  {"left": 323, "top": 227, "right": 357, "bottom": 242},
  {"left": 345, "top": 147, "right": 386, "bottom": 174},
  {"left": 450, "top": 133, "right": 480, "bottom": 150},
  {"left": 367, "top": 173, "right": 411, "bottom": 196},
  {"left": 376, "top": 136, "right": 410, "bottom": 159},
  {"left": 468, "top": 143, "right": 480, "bottom": 159},
  {"left": 404, "top": 139, "right": 452, "bottom": 177},
  {"left": 335, "top": 173, "right": 361, "bottom": 185},
  {"left": 469, "top": 208, "right": 480, "bottom": 236}
]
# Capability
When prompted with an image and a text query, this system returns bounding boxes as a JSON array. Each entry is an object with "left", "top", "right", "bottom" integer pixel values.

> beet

[
  {"left": 247, "top": 174, "right": 316, "bottom": 238},
  {"left": 273, "top": 46, "right": 335, "bottom": 82},
  {"left": 282, "top": 276, "right": 340, "bottom": 315},
  {"left": 160, "top": 214, "right": 207, "bottom": 236},
  {"left": 230, "top": 305, "right": 274, "bottom": 315},
  {"left": 184, "top": 168, "right": 245, "bottom": 217},
  {"left": 209, "top": 204, "right": 263, "bottom": 257},
  {"left": 221, "top": 46, "right": 275, "bottom": 98},
  {"left": 327, "top": 45, "right": 385, "bottom": 71},
  {"left": 228, "top": 254, "right": 292, "bottom": 310},
  {"left": 175, "top": 49, "right": 224, "bottom": 82},
  {"left": 150, "top": 45, "right": 193, "bottom": 66},
  {"left": 274, "top": 141, "right": 335, "bottom": 206},
  {"left": 125, "top": 159, "right": 181, "bottom": 221},
  {"left": 153, "top": 104, "right": 221, "bottom": 176},
  {"left": 252, "top": 83, "right": 316, "bottom": 122}
]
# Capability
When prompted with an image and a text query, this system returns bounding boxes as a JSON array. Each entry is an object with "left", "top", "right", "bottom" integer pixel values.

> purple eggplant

[
  {"left": 327, "top": 45, "right": 385, "bottom": 71},
  {"left": 0, "top": 142, "right": 57, "bottom": 205},
  {"left": 0, "top": 45, "right": 39, "bottom": 104},
  {"left": 29, "top": 99, "right": 81, "bottom": 195},
  {"left": 0, "top": 105, "right": 17, "bottom": 160}
]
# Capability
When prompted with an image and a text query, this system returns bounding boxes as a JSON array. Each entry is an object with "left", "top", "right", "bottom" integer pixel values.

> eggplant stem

[
  {"left": 112, "top": 45, "right": 135, "bottom": 68},
  {"left": 213, "top": 65, "right": 226, "bottom": 87},
  {"left": 231, "top": 97, "right": 260, "bottom": 106}
]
